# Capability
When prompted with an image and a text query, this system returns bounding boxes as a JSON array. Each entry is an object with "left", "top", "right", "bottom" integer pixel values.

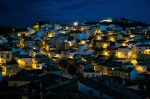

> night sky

[{"left": 0, "top": 0, "right": 150, "bottom": 27}]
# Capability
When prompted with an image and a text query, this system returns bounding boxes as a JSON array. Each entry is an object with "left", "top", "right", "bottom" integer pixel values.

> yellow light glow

[
  {"left": 103, "top": 43, "right": 107, "bottom": 49},
  {"left": 131, "top": 59, "right": 137, "bottom": 65},
  {"left": 74, "top": 22, "right": 78, "bottom": 26},
  {"left": 18, "top": 33, "right": 21, "bottom": 37},
  {"left": 110, "top": 37, "right": 115, "bottom": 42},
  {"left": 95, "top": 29, "right": 101, "bottom": 34},
  {"left": 95, "top": 35, "right": 101, "bottom": 40},
  {"left": 117, "top": 52, "right": 122, "bottom": 58},
  {"left": 144, "top": 50, "right": 150, "bottom": 54},
  {"left": 68, "top": 41, "right": 72, "bottom": 46},
  {"left": 2, "top": 66, "right": 6, "bottom": 76},
  {"left": 122, "top": 43, "right": 126, "bottom": 46},
  {"left": 128, "top": 52, "right": 132, "bottom": 58},
  {"left": 135, "top": 66, "right": 144, "bottom": 72},
  {"left": 68, "top": 55, "right": 73, "bottom": 59},
  {"left": 48, "top": 33, "right": 53, "bottom": 37},
  {"left": 66, "top": 26, "right": 69, "bottom": 30},
  {"left": 82, "top": 58, "right": 86, "bottom": 62},
  {"left": 33, "top": 24, "right": 39, "bottom": 29},
  {"left": 32, "top": 64, "right": 36, "bottom": 69},
  {"left": 103, "top": 51, "right": 109, "bottom": 56},
  {"left": 80, "top": 40, "right": 85, "bottom": 44}
]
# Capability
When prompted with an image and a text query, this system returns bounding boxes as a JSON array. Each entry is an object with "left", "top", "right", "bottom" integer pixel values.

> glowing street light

[
  {"left": 13, "top": 29, "right": 15, "bottom": 33},
  {"left": 74, "top": 22, "right": 78, "bottom": 26}
]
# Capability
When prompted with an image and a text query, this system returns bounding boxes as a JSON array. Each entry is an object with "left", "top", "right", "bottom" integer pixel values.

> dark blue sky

[{"left": 0, "top": 0, "right": 150, "bottom": 27}]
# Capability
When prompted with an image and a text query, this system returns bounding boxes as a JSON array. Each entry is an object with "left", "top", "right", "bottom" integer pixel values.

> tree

[
  {"left": 66, "top": 65, "right": 77, "bottom": 75},
  {"left": 59, "top": 59, "right": 68, "bottom": 69}
]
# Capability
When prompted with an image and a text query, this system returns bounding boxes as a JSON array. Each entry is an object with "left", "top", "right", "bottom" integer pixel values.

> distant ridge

[{"left": 0, "top": 25, "right": 27, "bottom": 36}]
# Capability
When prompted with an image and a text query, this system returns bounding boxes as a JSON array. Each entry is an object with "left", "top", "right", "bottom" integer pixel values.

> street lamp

[
  {"left": 74, "top": 22, "right": 78, "bottom": 26},
  {"left": 13, "top": 29, "right": 15, "bottom": 33}
]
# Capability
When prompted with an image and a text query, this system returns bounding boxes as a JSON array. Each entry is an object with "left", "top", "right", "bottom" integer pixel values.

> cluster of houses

[{"left": 0, "top": 18, "right": 150, "bottom": 98}]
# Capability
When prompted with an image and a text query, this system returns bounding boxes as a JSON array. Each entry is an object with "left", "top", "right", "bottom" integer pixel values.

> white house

[
  {"left": 108, "top": 24, "right": 116, "bottom": 29},
  {"left": 117, "top": 46, "right": 132, "bottom": 59},
  {"left": 54, "top": 23, "right": 62, "bottom": 30},
  {"left": 125, "top": 68, "right": 138, "bottom": 80},
  {"left": 90, "top": 26, "right": 100, "bottom": 37},
  {"left": 100, "top": 25, "right": 106, "bottom": 32},
  {"left": 42, "top": 24, "right": 53, "bottom": 30},
  {"left": 79, "top": 43, "right": 87, "bottom": 51},
  {"left": 135, "top": 63, "right": 147, "bottom": 73},
  {"left": 83, "top": 69, "right": 99, "bottom": 78},
  {"left": 114, "top": 67, "right": 138, "bottom": 80},
  {"left": 80, "top": 49, "right": 93, "bottom": 55},
  {"left": 126, "top": 41, "right": 136, "bottom": 49},
  {"left": 80, "top": 62, "right": 94, "bottom": 71},
  {"left": 82, "top": 31, "right": 90, "bottom": 40},
  {"left": 73, "top": 33, "right": 82, "bottom": 40},
  {"left": 36, "top": 29, "right": 46, "bottom": 38},
  {"left": 27, "top": 29, "right": 35, "bottom": 35}
]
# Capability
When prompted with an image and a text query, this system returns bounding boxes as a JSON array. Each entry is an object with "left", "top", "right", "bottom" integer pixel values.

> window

[
  {"left": 139, "top": 51, "right": 141, "bottom": 53},
  {"left": 139, "top": 48, "right": 141, "bottom": 49},
  {"left": 6, "top": 53, "right": 9, "bottom": 58},
  {"left": 14, "top": 83, "right": 17, "bottom": 87},
  {"left": 6, "top": 54, "right": 9, "bottom": 58}
]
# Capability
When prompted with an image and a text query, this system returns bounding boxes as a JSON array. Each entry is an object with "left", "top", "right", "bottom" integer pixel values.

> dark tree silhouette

[{"left": 66, "top": 65, "right": 77, "bottom": 75}]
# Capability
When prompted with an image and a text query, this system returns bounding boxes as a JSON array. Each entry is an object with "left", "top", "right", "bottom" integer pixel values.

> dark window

[
  {"left": 139, "top": 51, "right": 141, "bottom": 53},
  {"left": 6, "top": 54, "right": 9, "bottom": 58},
  {"left": 139, "top": 48, "right": 141, "bottom": 49},
  {"left": 110, "top": 42, "right": 115, "bottom": 46},
  {"left": 14, "top": 83, "right": 17, "bottom": 87}
]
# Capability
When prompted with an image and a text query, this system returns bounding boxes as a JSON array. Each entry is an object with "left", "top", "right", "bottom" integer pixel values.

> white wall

[
  {"left": 130, "top": 69, "right": 138, "bottom": 80},
  {"left": 0, "top": 71, "right": 2, "bottom": 82}
]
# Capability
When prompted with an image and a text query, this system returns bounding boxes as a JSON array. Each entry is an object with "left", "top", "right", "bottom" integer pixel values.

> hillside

[{"left": 0, "top": 26, "right": 27, "bottom": 36}]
